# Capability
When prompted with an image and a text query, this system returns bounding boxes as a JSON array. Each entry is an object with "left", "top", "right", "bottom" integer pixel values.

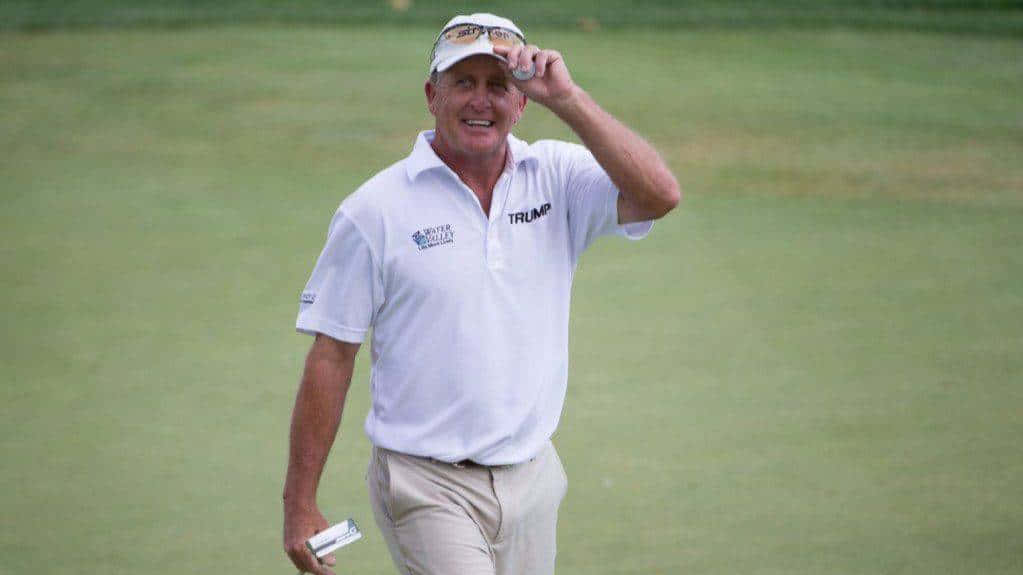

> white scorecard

[{"left": 305, "top": 519, "right": 362, "bottom": 558}]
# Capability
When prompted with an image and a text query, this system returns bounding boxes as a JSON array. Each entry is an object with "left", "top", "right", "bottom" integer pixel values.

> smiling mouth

[{"left": 462, "top": 119, "right": 494, "bottom": 128}]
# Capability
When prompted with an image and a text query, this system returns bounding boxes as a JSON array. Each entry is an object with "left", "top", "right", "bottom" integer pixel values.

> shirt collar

[{"left": 405, "top": 130, "right": 539, "bottom": 182}]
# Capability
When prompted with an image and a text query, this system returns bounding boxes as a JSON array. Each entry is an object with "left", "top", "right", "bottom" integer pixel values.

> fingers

[
  {"left": 495, "top": 44, "right": 541, "bottom": 75},
  {"left": 283, "top": 508, "right": 335, "bottom": 575},
  {"left": 285, "top": 537, "right": 335, "bottom": 575},
  {"left": 534, "top": 49, "right": 550, "bottom": 78},
  {"left": 285, "top": 543, "right": 331, "bottom": 575},
  {"left": 492, "top": 43, "right": 514, "bottom": 68},
  {"left": 516, "top": 44, "right": 540, "bottom": 74}
]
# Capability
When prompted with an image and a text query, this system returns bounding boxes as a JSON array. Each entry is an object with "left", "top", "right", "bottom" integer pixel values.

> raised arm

[
  {"left": 495, "top": 44, "right": 681, "bottom": 224},
  {"left": 283, "top": 333, "right": 360, "bottom": 575}
]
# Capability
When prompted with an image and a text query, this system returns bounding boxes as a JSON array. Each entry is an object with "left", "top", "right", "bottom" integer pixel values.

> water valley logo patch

[{"left": 411, "top": 224, "right": 455, "bottom": 251}]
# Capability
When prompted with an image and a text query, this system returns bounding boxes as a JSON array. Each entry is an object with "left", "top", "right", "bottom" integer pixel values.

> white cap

[{"left": 429, "top": 13, "right": 525, "bottom": 74}]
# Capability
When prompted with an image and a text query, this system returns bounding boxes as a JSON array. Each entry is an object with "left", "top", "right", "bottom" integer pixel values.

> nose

[{"left": 468, "top": 83, "right": 492, "bottom": 109}]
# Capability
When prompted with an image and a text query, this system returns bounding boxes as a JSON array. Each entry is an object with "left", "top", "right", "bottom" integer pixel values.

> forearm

[
  {"left": 282, "top": 344, "right": 354, "bottom": 509},
  {"left": 548, "top": 87, "right": 680, "bottom": 219}
]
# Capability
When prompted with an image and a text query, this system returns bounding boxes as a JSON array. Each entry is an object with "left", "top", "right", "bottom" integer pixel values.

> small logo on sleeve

[
  {"left": 509, "top": 202, "right": 551, "bottom": 224},
  {"left": 411, "top": 224, "right": 455, "bottom": 251},
  {"left": 301, "top": 292, "right": 316, "bottom": 304}
]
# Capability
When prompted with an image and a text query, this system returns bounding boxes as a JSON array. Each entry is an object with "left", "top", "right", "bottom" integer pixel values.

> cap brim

[{"left": 433, "top": 46, "right": 508, "bottom": 74}]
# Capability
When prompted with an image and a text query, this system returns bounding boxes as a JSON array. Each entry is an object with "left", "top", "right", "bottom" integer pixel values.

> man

[{"left": 283, "top": 13, "right": 679, "bottom": 575}]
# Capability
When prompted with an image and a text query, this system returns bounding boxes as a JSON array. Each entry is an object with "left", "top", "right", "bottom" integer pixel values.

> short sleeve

[
  {"left": 296, "top": 210, "right": 383, "bottom": 343},
  {"left": 559, "top": 142, "right": 654, "bottom": 259}
]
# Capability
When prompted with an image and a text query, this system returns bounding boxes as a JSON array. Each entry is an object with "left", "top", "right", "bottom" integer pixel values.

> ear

[{"left": 425, "top": 79, "right": 438, "bottom": 117}]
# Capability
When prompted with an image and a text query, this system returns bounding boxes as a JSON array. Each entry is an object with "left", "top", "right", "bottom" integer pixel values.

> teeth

[{"left": 464, "top": 120, "right": 493, "bottom": 127}]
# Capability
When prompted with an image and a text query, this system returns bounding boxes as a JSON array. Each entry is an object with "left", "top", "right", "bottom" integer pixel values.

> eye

[
  {"left": 456, "top": 78, "right": 473, "bottom": 88},
  {"left": 489, "top": 81, "right": 508, "bottom": 93}
]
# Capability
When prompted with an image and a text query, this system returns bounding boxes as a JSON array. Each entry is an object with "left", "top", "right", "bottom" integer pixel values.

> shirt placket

[
  {"left": 447, "top": 164, "right": 514, "bottom": 269},
  {"left": 485, "top": 169, "right": 514, "bottom": 270}
]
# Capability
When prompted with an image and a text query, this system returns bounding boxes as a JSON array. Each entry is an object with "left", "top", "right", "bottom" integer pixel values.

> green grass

[
  {"left": 2, "top": 24, "right": 1022, "bottom": 575},
  {"left": 3, "top": 0, "right": 1023, "bottom": 35}
]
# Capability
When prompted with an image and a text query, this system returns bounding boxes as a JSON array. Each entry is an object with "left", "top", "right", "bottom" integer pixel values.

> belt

[
  {"left": 380, "top": 446, "right": 518, "bottom": 469},
  {"left": 445, "top": 458, "right": 531, "bottom": 470},
  {"left": 449, "top": 459, "right": 486, "bottom": 468}
]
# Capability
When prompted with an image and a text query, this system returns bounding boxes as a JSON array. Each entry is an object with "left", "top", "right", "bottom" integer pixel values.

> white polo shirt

[{"left": 297, "top": 130, "right": 652, "bottom": 465}]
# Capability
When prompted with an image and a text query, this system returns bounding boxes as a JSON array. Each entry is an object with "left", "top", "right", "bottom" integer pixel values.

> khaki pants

[{"left": 367, "top": 441, "right": 568, "bottom": 575}]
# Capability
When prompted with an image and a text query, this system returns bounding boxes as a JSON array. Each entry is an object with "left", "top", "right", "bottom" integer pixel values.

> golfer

[{"left": 283, "top": 13, "right": 679, "bottom": 575}]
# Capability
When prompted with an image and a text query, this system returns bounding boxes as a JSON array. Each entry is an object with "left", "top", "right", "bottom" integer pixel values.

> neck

[{"left": 430, "top": 136, "right": 508, "bottom": 198}]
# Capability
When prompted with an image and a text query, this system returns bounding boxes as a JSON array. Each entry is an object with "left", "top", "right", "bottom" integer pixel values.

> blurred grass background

[
  {"left": 3, "top": 0, "right": 1023, "bottom": 34},
  {"left": 2, "top": 1, "right": 1022, "bottom": 574}
]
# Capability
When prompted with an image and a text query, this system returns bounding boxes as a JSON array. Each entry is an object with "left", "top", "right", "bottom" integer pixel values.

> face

[{"left": 425, "top": 55, "right": 527, "bottom": 165}]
